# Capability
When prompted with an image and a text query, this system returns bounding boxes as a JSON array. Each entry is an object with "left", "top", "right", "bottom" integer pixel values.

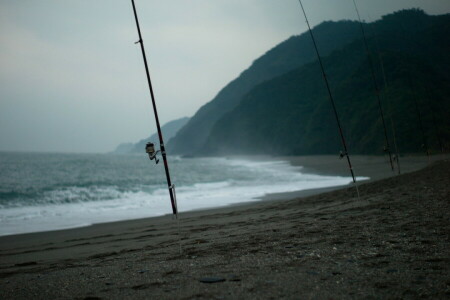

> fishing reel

[
  {"left": 339, "top": 150, "right": 348, "bottom": 159},
  {"left": 145, "top": 142, "right": 160, "bottom": 164}
]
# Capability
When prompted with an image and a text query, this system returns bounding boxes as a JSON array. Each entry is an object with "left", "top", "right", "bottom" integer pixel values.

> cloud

[{"left": 1, "top": 0, "right": 449, "bottom": 152}]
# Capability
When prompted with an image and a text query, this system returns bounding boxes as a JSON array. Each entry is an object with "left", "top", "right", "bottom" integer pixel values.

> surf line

[
  {"left": 297, "top": 0, "right": 360, "bottom": 199},
  {"left": 351, "top": 0, "right": 395, "bottom": 172},
  {"left": 130, "top": 0, "right": 179, "bottom": 218}
]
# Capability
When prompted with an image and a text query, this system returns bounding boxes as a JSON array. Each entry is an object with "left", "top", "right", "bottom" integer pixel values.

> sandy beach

[{"left": 0, "top": 155, "right": 449, "bottom": 299}]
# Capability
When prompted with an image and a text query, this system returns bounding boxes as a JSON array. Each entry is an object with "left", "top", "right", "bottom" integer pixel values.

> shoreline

[
  {"left": 0, "top": 156, "right": 449, "bottom": 298},
  {"left": 261, "top": 154, "right": 438, "bottom": 200},
  {"left": 0, "top": 154, "right": 440, "bottom": 239}
]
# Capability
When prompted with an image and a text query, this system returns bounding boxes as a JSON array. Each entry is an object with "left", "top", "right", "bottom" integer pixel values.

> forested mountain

[
  {"left": 168, "top": 20, "right": 364, "bottom": 154},
  {"left": 201, "top": 9, "right": 450, "bottom": 155}
]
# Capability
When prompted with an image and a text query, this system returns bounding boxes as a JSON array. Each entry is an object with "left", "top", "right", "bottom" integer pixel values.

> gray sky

[{"left": 1, "top": 0, "right": 449, "bottom": 153}]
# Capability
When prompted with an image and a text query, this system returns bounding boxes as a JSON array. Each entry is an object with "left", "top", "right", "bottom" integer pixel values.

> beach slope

[{"left": 1, "top": 160, "right": 449, "bottom": 299}]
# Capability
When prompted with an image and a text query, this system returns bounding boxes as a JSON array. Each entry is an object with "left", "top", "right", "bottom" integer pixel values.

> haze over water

[{"left": 0, "top": 152, "right": 365, "bottom": 236}]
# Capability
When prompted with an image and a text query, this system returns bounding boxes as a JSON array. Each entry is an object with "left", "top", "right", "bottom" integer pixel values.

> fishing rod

[
  {"left": 408, "top": 76, "right": 430, "bottom": 158},
  {"left": 297, "top": 0, "right": 359, "bottom": 197},
  {"left": 408, "top": 14, "right": 445, "bottom": 154},
  {"left": 368, "top": 19, "right": 402, "bottom": 174},
  {"left": 424, "top": 84, "right": 445, "bottom": 154},
  {"left": 391, "top": 16, "right": 433, "bottom": 159},
  {"left": 352, "top": 0, "right": 394, "bottom": 172},
  {"left": 130, "top": 0, "right": 178, "bottom": 217}
]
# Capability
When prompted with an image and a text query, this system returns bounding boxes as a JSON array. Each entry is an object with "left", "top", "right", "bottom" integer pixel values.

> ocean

[{"left": 0, "top": 152, "right": 358, "bottom": 236}]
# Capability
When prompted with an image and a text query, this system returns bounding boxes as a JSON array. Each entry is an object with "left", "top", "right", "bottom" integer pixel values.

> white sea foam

[{"left": 0, "top": 157, "right": 367, "bottom": 236}]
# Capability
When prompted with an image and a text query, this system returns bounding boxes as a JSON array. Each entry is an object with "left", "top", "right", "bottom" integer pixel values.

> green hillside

[
  {"left": 168, "top": 20, "right": 364, "bottom": 155},
  {"left": 202, "top": 10, "right": 450, "bottom": 156}
]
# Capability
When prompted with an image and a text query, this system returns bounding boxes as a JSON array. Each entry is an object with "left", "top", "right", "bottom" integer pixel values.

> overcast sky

[{"left": 1, "top": 0, "right": 449, "bottom": 153}]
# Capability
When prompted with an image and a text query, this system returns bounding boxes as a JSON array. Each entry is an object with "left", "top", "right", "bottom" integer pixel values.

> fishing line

[
  {"left": 352, "top": 0, "right": 394, "bottom": 172},
  {"left": 367, "top": 15, "right": 402, "bottom": 175},
  {"left": 393, "top": 29, "right": 430, "bottom": 160},
  {"left": 408, "top": 15, "right": 445, "bottom": 155},
  {"left": 370, "top": 13, "right": 436, "bottom": 162},
  {"left": 424, "top": 85, "right": 445, "bottom": 154},
  {"left": 408, "top": 76, "right": 430, "bottom": 161},
  {"left": 297, "top": 0, "right": 360, "bottom": 200}
]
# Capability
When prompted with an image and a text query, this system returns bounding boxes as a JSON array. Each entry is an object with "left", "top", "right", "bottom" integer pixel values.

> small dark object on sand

[
  {"left": 15, "top": 261, "right": 37, "bottom": 267},
  {"left": 199, "top": 277, "right": 226, "bottom": 283},
  {"left": 228, "top": 275, "right": 241, "bottom": 282},
  {"left": 138, "top": 269, "right": 149, "bottom": 273}
]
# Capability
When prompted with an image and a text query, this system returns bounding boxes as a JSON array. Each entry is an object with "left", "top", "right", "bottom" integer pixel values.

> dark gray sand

[
  {"left": 0, "top": 156, "right": 449, "bottom": 299},
  {"left": 262, "top": 155, "right": 435, "bottom": 200}
]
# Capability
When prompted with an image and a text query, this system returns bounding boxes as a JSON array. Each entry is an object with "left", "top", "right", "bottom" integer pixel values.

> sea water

[{"left": 0, "top": 152, "right": 360, "bottom": 236}]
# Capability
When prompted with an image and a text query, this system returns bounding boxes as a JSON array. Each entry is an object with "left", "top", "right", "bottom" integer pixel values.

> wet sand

[{"left": 0, "top": 155, "right": 449, "bottom": 299}]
